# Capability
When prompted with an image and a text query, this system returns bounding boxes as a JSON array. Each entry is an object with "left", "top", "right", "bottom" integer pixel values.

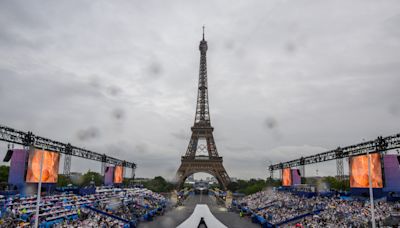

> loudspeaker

[{"left": 3, "top": 149, "right": 13, "bottom": 162}]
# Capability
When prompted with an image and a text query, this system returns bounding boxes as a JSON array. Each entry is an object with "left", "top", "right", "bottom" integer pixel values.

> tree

[
  {"left": 228, "top": 179, "right": 268, "bottom": 195},
  {"left": 143, "top": 176, "right": 174, "bottom": 193},
  {"left": 240, "top": 180, "right": 266, "bottom": 195},
  {"left": 227, "top": 181, "right": 239, "bottom": 192},
  {"left": 0, "top": 166, "right": 9, "bottom": 183},
  {"left": 81, "top": 171, "right": 103, "bottom": 186},
  {"left": 304, "top": 177, "right": 319, "bottom": 186},
  {"left": 123, "top": 178, "right": 133, "bottom": 186},
  {"left": 57, "top": 174, "right": 72, "bottom": 187},
  {"left": 323, "top": 176, "right": 349, "bottom": 191},
  {"left": 266, "top": 177, "right": 280, "bottom": 187}
]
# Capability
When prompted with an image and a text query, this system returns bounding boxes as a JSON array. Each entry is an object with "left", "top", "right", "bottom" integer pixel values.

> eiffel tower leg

[
  {"left": 175, "top": 164, "right": 188, "bottom": 190},
  {"left": 176, "top": 159, "right": 230, "bottom": 191},
  {"left": 214, "top": 166, "right": 230, "bottom": 190},
  {"left": 206, "top": 136, "right": 218, "bottom": 157},
  {"left": 184, "top": 134, "right": 198, "bottom": 157}
]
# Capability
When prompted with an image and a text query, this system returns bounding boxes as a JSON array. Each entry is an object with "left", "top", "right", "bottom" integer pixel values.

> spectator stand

[
  {"left": 85, "top": 205, "right": 131, "bottom": 225},
  {"left": 55, "top": 186, "right": 79, "bottom": 195},
  {"left": 0, "top": 187, "right": 167, "bottom": 228},
  {"left": 235, "top": 189, "right": 400, "bottom": 228},
  {"left": 387, "top": 192, "right": 400, "bottom": 202},
  {"left": 235, "top": 201, "right": 324, "bottom": 228},
  {"left": 78, "top": 186, "right": 96, "bottom": 195},
  {"left": 274, "top": 209, "right": 324, "bottom": 227},
  {"left": 0, "top": 190, "right": 19, "bottom": 197}
]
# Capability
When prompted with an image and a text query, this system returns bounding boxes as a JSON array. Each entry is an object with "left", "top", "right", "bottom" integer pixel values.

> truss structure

[
  {"left": 269, "top": 134, "right": 400, "bottom": 172},
  {"left": 0, "top": 124, "right": 136, "bottom": 175}
]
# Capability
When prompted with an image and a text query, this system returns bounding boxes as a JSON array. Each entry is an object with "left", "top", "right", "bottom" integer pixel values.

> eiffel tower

[{"left": 176, "top": 27, "right": 230, "bottom": 190}]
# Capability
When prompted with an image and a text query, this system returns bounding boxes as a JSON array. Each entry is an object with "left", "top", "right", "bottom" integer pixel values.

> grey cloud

[
  {"left": 112, "top": 108, "right": 125, "bottom": 120},
  {"left": 134, "top": 143, "right": 149, "bottom": 154},
  {"left": 77, "top": 127, "right": 100, "bottom": 141},
  {"left": 284, "top": 41, "right": 297, "bottom": 54},
  {"left": 0, "top": 1, "right": 48, "bottom": 29},
  {"left": 264, "top": 117, "right": 278, "bottom": 130},
  {"left": 0, "top": 29, "right": 41, "bottom": 49},
  {"left": 147, "top": 62, "right": 163, "bottom": 79},
  {"left": 383, "top": 13, "right": 400, "bottom": 38},
  {"left": 89, "top": 75, "right": 102, "bottom": 89},
  {"left": 1, "top": 0, "right": 400, "bottom": 179},
  {"left": 225, "top": 145, "right": 255, "bottom": 152},
  {"left": 389, "top": 104, "right": 400, "bottom": 116},
  {"left": 171, "top": 129, "right": 188, "bottom": 141},
  {"left": 107, "top": 85, "right": 123, "bottom": 97}
]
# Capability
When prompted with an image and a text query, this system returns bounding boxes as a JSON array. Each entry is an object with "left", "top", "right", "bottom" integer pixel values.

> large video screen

[
  {"left": 8, "top": 149, "right": 29, "bottom": 185},
  {"left": 26, "top": 149, "right": 60, "bottom": 183},
  {"left": 104, "top": 166, "right": 114, "bottom": 186},
  {"left": 383, "top": 155, "right": 400, "bottom": 192},
  {"left": 282, "top": 168, "right": 292, "bottom": 186},
  {"left": 113, "top": 166, "right": 123, "bottom": 183},
  {"left": 292, "top": 169, "right": 301, "bottom": 185},
  {"left": 350, "top": 153, "right": 383, "bottom": 188}
]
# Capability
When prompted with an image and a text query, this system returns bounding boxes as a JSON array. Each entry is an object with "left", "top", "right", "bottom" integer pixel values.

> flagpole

[{"left": 34, "top": 146, "right": 45, "bottom": 228}]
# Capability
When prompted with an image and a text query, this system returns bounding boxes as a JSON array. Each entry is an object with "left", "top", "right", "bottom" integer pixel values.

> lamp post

[
  {"left": 34, "top": 146, "right": 45, "bottom": 228},
  {"left": 367, "top": 149, "right": 376, "bottom": 228}
]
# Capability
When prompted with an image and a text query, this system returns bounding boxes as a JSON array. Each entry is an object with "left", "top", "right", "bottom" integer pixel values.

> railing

[{"left": 181, "top": 156, "right": 223, "bottom": 161}]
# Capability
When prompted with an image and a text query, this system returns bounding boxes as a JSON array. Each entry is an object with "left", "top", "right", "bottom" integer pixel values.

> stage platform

[
  {"left": 177, "top": 204, "right": 227, "bottom": 228},
  {"left": 140, "top": 194, "right": 258, "bottom": 228}
]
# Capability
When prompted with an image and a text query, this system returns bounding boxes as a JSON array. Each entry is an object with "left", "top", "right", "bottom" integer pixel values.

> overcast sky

[{"left": 0, "top": 0, "right": 399, "bottom": 180}]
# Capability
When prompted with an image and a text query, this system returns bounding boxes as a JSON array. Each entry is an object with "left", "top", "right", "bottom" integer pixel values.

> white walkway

[{"left": 176, "top": 204, "right": 228, "bottom": 228}]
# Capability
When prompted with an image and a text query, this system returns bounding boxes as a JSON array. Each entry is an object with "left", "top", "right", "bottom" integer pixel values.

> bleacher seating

[
  {"left": 233, "top": 189, "right": 400, "bottom": 227},
  {"left": 0, "top": 187, "right": 166, "bottom": 227}
]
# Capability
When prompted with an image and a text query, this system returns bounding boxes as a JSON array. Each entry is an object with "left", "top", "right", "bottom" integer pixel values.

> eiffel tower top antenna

[{"left": 202, "top": 25, "right": 205, "bottom": 40}]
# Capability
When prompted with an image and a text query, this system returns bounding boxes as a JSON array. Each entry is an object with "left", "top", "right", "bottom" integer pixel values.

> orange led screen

[
  {"left": 350, "top": 153, "right": 383, "bottom": 188},
  {"left": 26, "top": 149, "right": 60, "bottom": 183},
  {"left": 114, "top": 166, "right": 123, "bottom": 183},
  {"left": 282, "top": 168, "right": 292, "bottom": 186}
]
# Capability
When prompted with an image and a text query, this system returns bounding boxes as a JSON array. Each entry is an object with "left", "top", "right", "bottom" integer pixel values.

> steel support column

[
  {"left": 63, "top": 143, "right": 72, "bottom": 176},
  {"left": 336, "top": 158, "right": 344, "bottom": 181},
  {"left": 131, "top": 166, "right": 136, "bottom": 180},
  {"left": 101, "top": 154, "right": 107, "bottom": 176}
]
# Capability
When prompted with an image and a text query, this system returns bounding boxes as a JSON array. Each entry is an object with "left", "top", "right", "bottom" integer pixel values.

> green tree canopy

[
  {"left": 227, "top": 179, "right": 270, "bottom": 195},
  {"left": 56, "top": 174, "right": 72, "bottom": 187},
  {"left": 81, "top": 171, "right": 103, "bottom": 186},
  {"left": 0, "top": 165, "right": 9, "bottom": 183},
  {"left": 143, "top": 176, "right": 174, "bottom": 193}
]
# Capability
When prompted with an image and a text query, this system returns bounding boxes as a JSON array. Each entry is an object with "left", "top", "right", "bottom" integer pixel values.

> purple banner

[
  {"left": 383, "top": 154, "right": 400, "bottom": 192},
  {"left": 291, "top": 169, "right": 301, "bottom": 185},
  {"left": 104, "top": 166, "right": 114, "bottom": 186},
  {"left": 8, "top": 149, "right": 28, "bottom": 186}
]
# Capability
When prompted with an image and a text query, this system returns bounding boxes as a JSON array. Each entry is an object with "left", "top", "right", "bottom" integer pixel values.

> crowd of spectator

[
  {"left": 237, "top": 190, "right": 400, "bottom": 227},
  {"left": 286, "top": 198, "right": 399, "bottom": 227},
  {"left": 0, "top": 187, "right": 166, "bottom": 227}
]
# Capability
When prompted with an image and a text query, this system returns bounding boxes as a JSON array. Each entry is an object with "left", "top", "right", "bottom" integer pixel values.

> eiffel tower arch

[{"left": 176, "top": 27, "right": 230, "bottom": 190}]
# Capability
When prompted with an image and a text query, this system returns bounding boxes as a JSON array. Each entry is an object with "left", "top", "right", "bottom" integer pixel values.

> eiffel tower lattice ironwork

[{"left": 176, "top": 27, "right": 231, "bottom": 190}]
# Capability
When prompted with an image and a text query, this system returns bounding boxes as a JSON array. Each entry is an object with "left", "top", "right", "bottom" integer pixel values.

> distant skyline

[{"left": 0, "top": 0, "right": 400, "bottom": 180}]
